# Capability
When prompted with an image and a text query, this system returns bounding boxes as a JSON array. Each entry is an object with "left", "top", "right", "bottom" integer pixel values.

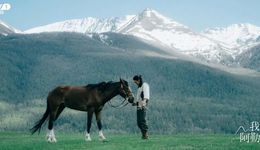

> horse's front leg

[
  {"left": 95, "top": 110, "right": 106, "bottom": 141},
  {"left": 85, "top": 110, "right": 93, "bottom": 141}
]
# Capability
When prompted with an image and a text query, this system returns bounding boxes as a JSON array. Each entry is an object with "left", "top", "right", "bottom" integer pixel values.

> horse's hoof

[
  {"left": 85, "top": 133, "right": 92, "bottom": 142},
  {"left": 102, "top": 139, "right": 108, "bottom": 142},
  {"left": 85, "top": 139, "right": 92, "bottom": 142},
  {"left": 99, "top": 136, "right": 106, "bottom": 141},
  {"left": 85, "top": 137, "right": 92, "bottom": 142},
  {"left": 99, "top": 137, "right": 107, "bottom": 142},
  {"left": 47, "top": 137, "right": 57, "bottom": 143}
]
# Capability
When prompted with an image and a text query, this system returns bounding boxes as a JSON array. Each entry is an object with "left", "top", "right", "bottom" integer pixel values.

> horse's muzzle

[{"left": 127, "top": 96, "right": 134, "bottom": 103}]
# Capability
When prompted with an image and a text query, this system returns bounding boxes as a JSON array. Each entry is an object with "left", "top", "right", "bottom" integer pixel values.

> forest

[{"left": 1, "top": 32, "right": 260, "bottom": 134}]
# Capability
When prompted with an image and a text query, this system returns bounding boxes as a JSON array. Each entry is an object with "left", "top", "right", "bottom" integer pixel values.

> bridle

[{"left": 108, "top": 82, "right": 133, "bottom": 109}]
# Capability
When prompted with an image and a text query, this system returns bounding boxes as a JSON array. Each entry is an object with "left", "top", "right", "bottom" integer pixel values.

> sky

[{"left": 1, "top": 0, "right": 260, "bottom": 32}]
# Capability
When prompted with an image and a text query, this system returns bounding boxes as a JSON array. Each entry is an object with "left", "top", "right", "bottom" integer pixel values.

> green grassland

[{"left": 0, "top": 132, "right": 259, "bottom": 150}]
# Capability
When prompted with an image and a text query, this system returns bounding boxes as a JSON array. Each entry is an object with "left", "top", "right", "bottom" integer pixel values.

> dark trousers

[{"left": 137, "top": 108, "right": 148, "bottom": 134}]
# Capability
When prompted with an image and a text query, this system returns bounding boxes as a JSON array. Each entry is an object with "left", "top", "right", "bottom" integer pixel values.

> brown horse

[{"left": 30, "top": 79, "right": 134, "bottom": 142}]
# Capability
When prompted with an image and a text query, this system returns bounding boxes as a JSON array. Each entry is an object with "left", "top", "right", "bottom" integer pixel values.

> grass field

[{"left": 0, "top": 132, "right": 259, "bottom": 150}]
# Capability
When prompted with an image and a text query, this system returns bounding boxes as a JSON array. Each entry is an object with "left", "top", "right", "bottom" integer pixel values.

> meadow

[
  {"left": 1, "top": 33, "right": 260, "bottom": 150},
  {"left": 0, "top": 132, "right": 259, "bottom": 150}
]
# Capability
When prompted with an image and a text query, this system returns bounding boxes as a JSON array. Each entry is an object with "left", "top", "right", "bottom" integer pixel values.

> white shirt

[{"left": 136, "top": 82, "right": 150, "bottom": 101}]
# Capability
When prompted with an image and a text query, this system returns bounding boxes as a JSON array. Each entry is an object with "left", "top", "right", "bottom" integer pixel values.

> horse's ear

[
  {"left": 120, "top": 78, "right": 125, "bottom": 86},
  {"left": 119, "top": 78, "right": 124, "bottom": 88}
]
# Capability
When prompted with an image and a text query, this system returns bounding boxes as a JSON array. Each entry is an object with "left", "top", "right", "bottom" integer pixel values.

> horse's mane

[{"left": 85, "top": 81, "right": 115, "bottom": 91}]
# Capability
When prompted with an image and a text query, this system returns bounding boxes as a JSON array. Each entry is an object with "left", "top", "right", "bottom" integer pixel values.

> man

[{"left": 132, "top": 75, "right": 150, "bottom": 139}]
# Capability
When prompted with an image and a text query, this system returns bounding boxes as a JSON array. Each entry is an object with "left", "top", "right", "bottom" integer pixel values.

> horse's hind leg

[
  {"left": 55, "top": 104, "right": 65, "bottom": 121},
  {"left": 46, "top": 104, "right": 59, "bottom": 143},
  {"left": 95, "top": 111, "right": 106, "bottom": 141}
]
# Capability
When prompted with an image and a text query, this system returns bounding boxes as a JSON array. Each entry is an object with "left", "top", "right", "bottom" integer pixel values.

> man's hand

[
  {"left": 144, "top": 99, "right": 148, "bottom": 107},
  {"left": 139, "top": 99, "right": 148, "bottom": 107},
  {"left": 133, "top": 99, "right": 149, "bottom": 107},
  {"left": 132, "top": 102, "right": 138, "bottom": 106}
]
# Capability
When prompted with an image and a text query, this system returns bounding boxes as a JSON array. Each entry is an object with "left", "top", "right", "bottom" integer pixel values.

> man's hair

[{"left": 133, "top": 75, "right": 143, "bottom": 87}]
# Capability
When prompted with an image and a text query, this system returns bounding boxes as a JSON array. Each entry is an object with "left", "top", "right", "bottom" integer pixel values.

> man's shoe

[{"left": 142, "top": 132, "right": 148, "bottom": 139}]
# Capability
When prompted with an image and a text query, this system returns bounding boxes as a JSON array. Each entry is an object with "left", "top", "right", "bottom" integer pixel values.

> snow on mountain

[
  {"left": 0, "top": 20, "right": 20, "bottom": 35},
  {"left": 118, "top": 8, "right": 231, "bottom": 63},
  {"left": 23, "top": 9, "right": 260, "bottom": 64},
  {"left": 25, "top": 16, "right": 136, "bottom": 34},
  {"left": 202, "top": 23, "right": 260, "bottom": 55},
  {"left": 25, "top": 8, "right": 229, "bottom": 63}
]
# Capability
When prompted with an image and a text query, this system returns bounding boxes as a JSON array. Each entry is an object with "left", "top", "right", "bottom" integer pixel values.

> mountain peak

[
  {"left": 20, "top": 9, "right": 260, "bottom": 65},
  {"left": 230, "top": 23, "right": 256, "bottom": 28},
  {"left": 138, "top": 8, "right": 172, "bottom": 23},
  {"left": 204, "top": 23, "right": 260, "bottom": 34},
  {"left": 140, "top": 8, "right": 158, "bottom": 17},
  {"left": 202, "top": 23, "right": 260, "bottom": 52},
  {"left": 0, "top": 20, "right": 21, "bottom": 35}
]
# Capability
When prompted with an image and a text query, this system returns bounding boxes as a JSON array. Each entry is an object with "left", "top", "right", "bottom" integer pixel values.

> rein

[{"left": 108, "top": 98, "right": 129, "bottom": 109}]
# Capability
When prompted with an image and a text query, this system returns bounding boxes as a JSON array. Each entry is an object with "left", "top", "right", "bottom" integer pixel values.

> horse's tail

[{"left": 30, "top": 100, "right": 50, "bottom": 134}]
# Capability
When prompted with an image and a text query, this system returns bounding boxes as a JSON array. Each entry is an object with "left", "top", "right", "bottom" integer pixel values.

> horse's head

[{"left": 119, "top": 78, "right": 134, "bottom": 103}]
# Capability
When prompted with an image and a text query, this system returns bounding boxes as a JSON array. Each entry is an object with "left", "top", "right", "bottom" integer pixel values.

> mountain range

[
  {"left": 1, "top": 32, "right": 260, "bottom": 133},
  {"left": 1, "top": 8, "right": 260, "bottom": 70},
  {"left": 1, "top": 8, "right": 260, "bottom": 133}
]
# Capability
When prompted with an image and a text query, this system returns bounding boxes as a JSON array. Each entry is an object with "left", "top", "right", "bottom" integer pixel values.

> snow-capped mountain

[
  {"left": 119, "top": 8, "right": 232, "bottom": 63},
  {"left": 25, "top": 8, "right": 232, "bottom": 63},
  {"left": 202, "top": 24, "right": 260, "bottom": 55},
  {"left": 25, "top": 16, "right": 136, "bottom": 34},
  {"left": 2, "top": 8, "right": 260, "bottom": 71},
  {"left": 0, "top": 20, "right": 20, "bottom": 35}
]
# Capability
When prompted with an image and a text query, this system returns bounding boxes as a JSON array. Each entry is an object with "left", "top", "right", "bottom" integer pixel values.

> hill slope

[
  {"left": 236, "top": 43, "right": 260, "bottom": 71},
  {"left": 1, "top": 32, "right": 259, "bottom": 101},
  {"left": 0, "top": 32, "right": 260, "bottom": 133}
]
